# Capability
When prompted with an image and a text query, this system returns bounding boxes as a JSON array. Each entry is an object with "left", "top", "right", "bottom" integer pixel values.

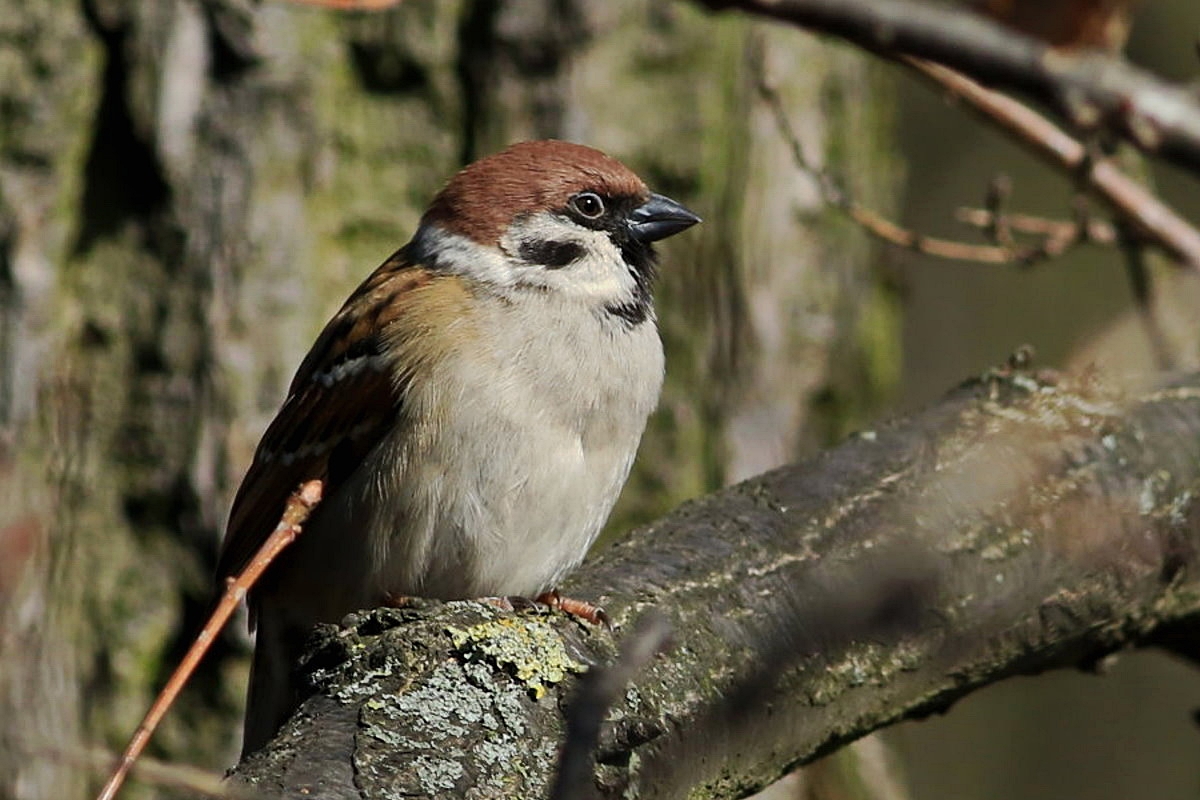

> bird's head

[{"left": 412, "top": 140, "right": 700, "bottom": 323}]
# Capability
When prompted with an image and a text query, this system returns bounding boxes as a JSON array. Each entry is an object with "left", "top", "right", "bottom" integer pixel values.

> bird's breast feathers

[{"left": 365, "top": 284, "right": 663, "bottom": 598}]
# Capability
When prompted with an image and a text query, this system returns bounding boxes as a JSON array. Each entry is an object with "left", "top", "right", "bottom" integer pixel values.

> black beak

[{"left": 629, "top": 193, "right": 701, "bottom": 243}]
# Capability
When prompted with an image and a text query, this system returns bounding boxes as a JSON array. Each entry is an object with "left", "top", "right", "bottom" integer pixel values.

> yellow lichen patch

[{"left": 445, "top": 616, "right": 587, "bottom": 699}]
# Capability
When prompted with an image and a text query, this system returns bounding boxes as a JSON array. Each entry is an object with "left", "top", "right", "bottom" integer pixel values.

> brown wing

[{"left": 216, "top": 248, "right": 435, "bottom": 588}]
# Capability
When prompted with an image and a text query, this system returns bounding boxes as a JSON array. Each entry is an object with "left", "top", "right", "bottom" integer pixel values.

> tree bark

[{"left": 230, "top": 368, "right": 1200, "bottom": 799}]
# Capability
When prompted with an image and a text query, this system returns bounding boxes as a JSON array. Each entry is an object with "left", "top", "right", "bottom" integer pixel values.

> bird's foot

[
  {"left": 534, "top": 589, "right": 610, "bottom": 628},
  {"left": 381, "top": 591, "right": 418, "bottom": 608},
  {"left": 478, "top": 591, "right": 609, "bottom": 627}
]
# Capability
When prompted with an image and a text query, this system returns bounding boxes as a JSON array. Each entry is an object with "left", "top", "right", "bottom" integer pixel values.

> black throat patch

[{"left": 603, "top": 236, "right": 656, "bottom": 326}]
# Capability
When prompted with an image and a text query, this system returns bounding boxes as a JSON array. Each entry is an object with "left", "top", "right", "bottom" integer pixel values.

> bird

[{"left": 216, "top": 139, "right": 701, "bottom": 757}]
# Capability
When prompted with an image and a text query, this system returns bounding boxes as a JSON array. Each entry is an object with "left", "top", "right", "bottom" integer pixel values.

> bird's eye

[{"left": 570, "top": 192, "right": 605, "bottom": 219}]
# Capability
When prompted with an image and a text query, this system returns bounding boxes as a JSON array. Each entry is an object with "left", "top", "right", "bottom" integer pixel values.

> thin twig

[
  {"left": 95, "top": 480, "right": 325, "bottom": 800},
  {"left": 955, "top": 207, "right": 1117, "bottom": 246},
  {"left": 1117, "top": 227, "right": 1176, "bottom": 371},
  {"left": 757, "top": 76, "right": 1081, "bottom": 266},
  {"left": 842, "top": 203, "right": 1024, "bottom": 264},
  {"left": 984, "top": 174, "right": 1015, "bottom": 247},
  {"left": 902, "top": 57, "right": 1200, "bottom": 273}
]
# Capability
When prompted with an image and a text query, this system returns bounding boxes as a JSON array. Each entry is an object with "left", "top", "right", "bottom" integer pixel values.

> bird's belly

[
  {"left": 368, "top": 398, "right": 641, "bottom": 601},
  {"left": 351, "top": 304, "right": 662, "bottom": 606},
  {"left": 426, "top": 438, "right": 625, "bottom": 597}
]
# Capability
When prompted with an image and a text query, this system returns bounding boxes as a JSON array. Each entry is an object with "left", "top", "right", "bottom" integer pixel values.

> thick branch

[
  {"left": 231, "top": 369, "right": 1200, "bottom": 799},
  {"left": 698, "top": 0, "right": 1200, "bottom": 176}
]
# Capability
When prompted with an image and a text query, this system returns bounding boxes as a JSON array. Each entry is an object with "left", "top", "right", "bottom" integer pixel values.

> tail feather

[{"left": 242, "top": 606, "right": 310, "bottom": 758}]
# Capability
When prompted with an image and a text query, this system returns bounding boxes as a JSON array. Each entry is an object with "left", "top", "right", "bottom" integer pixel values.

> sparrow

[{"left": 217, "top": 140, "right": 701, "bottom": 756}]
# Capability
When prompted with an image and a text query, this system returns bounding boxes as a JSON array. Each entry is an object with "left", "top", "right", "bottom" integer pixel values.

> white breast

[{"left": 364, "top": 291, "right": 664, "bottom": 600}]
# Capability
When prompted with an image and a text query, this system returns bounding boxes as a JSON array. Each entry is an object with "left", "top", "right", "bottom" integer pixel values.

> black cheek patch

[{"left": 518, "top": 239, "right": 586, "bottom": 270}]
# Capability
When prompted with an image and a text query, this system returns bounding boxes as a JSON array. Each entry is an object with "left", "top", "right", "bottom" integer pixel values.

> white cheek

[
  {"left": 502, "top": 214, "right": 636, "bottom": 303},
  {"left": 411, "top": 224, "right": 517, "bottom": 287},
  {"left": 559, "top": 234, "right": 636, "bottom": 300}
]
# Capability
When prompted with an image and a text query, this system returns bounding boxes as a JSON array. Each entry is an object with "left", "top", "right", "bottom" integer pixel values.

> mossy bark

[
  {"left": 231, "top": 370, "right": 1200, "bottom": 799},
  {"left": 0, "top": 2, "right": 899, "bottom": 798}
]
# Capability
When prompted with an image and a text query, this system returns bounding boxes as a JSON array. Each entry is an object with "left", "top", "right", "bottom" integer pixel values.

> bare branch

[
  {"left": 96, "top": 480, "right": 324, "bottom": 800},
  {"left": 758, "top": 75, "right": 1087, "bottom": 266},
  {"left": 902, "top": 57, "right": 1200, "bottom": 272},
  {"left": 698, "top": 0, "right": 1200, "bottom": 175},
  {"left": 752, "top": 4, "right": 1200, "bottom": 273},
  {"left": 1117, "top": 230, "right": 1176, "bottom": 372},
  {"left": 955, "top": 207, "right": 1117, "bottom": 246}
]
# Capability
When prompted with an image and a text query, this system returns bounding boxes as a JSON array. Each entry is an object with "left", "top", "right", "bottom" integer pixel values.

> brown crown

[{"left": 422, "top": 140, "right": 649, "bottom": 245}]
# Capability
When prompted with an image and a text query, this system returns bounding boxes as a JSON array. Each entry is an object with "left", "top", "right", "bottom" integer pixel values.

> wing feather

[{"left": 216, "top": 249, "right": 435, "bottom": 587}]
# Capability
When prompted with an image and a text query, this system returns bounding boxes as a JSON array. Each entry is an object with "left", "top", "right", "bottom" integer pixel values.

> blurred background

[
  {"left": 0, "top": 1, "right": 1198, "bottom": 798},
  {"left": 888, "top": 2, "right": 1200, "bottom": 798}
]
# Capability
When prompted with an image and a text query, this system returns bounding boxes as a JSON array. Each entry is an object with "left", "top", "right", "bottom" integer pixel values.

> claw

[{"left": 479, "top": 596, "right": 517, "bottom": 612}]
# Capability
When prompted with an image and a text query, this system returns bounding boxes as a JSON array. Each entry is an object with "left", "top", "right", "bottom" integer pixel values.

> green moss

[{"left": 445, "top": 613, "right": 587, "bottom": 699}]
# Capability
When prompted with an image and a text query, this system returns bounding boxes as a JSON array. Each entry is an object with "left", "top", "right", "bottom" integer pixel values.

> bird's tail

[{"left": 241, "top": 605, "right": 310, "bottom": 759}]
